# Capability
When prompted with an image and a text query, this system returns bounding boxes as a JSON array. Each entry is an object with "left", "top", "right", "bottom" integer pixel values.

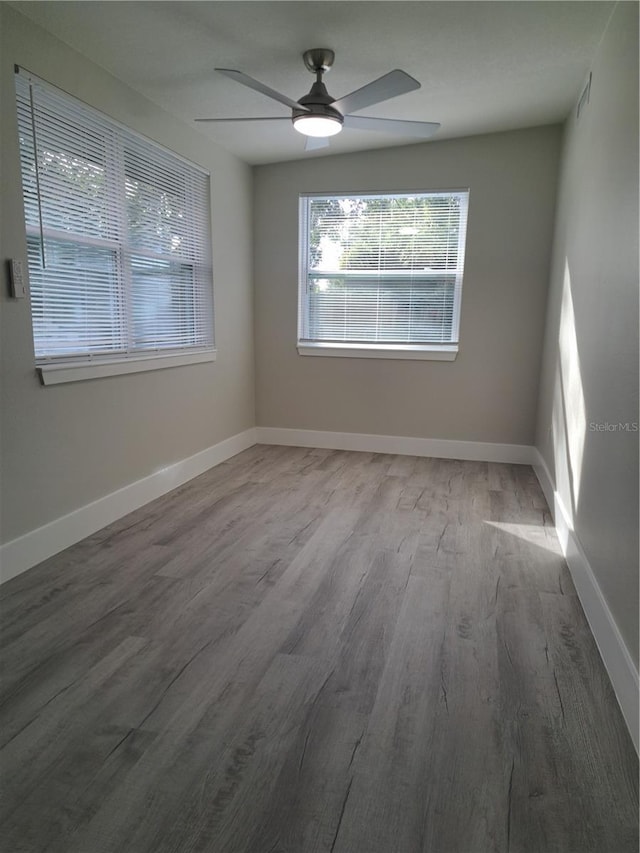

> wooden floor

[{"left": 0, "top": 446, "right": 637, "bottom": 853}]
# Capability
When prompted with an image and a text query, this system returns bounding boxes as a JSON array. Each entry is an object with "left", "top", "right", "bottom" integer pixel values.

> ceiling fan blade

[
  {"left": 331, "top": 69, "right": 420, "bottom": 116},
  {"left": 343, "top": 115, "right": 440, "bottom": 138},
  {"left": 195, "top": 117, "right": 291, "bottom": 123},
  {"left": 304, "top": 136, "right": 330, "bottom": 151},
  {"left": 216, "top": 68, "right": 308, "bottom": 112}
]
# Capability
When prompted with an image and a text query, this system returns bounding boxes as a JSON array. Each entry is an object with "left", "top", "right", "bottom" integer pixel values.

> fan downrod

[{"left": 302, "top": 49, "right": 335, "bottom": 74}]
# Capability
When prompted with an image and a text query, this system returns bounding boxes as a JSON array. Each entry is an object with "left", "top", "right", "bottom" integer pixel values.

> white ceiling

[{"left": 11, "top": 1, "right": 613, "bottom": 165}]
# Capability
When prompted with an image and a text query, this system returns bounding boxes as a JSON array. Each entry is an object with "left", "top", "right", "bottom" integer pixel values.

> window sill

[
  {"left": 37, "top": 349, "right": 217, "bottom": 386},
  {"left": 297, "top": 342, "right": 458, "bottom": 361}
]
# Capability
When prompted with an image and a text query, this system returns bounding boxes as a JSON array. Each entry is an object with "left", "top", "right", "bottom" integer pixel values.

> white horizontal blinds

[
  {"left": 300, "top": 192, "right": 469, "bottom": 345},
  {"left": 122, "top": 137, "right": 213, "bottom": 350},
  {"left": 16, "top": 74, "right": 125, "bottom": 357},
  {"left": 14, "top": 71, "right": 213, "bottom": 362}
]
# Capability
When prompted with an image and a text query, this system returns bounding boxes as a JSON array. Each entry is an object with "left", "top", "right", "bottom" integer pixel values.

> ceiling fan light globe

[{"left": 293, "top": 115, "right": 342, "bottom": 137}]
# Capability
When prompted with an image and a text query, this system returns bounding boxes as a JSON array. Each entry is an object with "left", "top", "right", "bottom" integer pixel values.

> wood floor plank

[
  {"left": 330, "top": 573, "right": 452, "bottom": 853},
  {"left": 537, "top": 590, "right": 639, "bottom": 850},
  {"left": 242, "top": 705, "right": 366, "bottom": 853},
  {"left": 0, "top": 446, "right": 636, "bottom": 853},
  {"left": 0, "top": 635, "right": 151, "bottom": 825},
  {"left": 108, "top": 653, "right": 333, "bottom": 853}
]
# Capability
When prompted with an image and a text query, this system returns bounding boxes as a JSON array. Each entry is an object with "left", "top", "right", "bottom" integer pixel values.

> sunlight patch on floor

[{"left": 484, "top": 520, "right": 563, "bottom": 556}]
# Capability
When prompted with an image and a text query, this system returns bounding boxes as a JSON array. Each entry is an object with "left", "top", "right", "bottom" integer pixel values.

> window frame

[
  {"left": 14, "top": 68, "right": 216, "bottom": 385},
  {"left": 297, "top": 189, "right": 470, "bottom": 361}
]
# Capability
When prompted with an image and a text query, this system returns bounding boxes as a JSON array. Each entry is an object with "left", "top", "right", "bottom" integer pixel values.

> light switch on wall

[{"left": 8, "top": 259, "right": 27, "bottom": 298}]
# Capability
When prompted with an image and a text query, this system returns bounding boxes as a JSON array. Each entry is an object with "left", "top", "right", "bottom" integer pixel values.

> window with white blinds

[
  {"left": 298, "top": 190, "right": 469, "bottom": 355},
  {"left": 14, "top": 70, "right": 214, "bottom": 370}
]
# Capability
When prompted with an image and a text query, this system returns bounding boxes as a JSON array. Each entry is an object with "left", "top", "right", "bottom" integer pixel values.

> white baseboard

[
  {"left": 0, "top": 428, "right": 257, "bottom": 586},
  {"left": 533, "top": 449, "right": 639, "bottom": 753},
  {"left": 256, "top": 427, "right": 535, "bottom": 465}
]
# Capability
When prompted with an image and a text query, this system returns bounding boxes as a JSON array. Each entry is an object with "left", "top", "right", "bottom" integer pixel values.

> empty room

[{"left": 0, "top": 1, "right": 638, "bottom": 851}]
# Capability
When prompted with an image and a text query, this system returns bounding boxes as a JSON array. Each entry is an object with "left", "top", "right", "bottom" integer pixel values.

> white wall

[
  {"left": 0, "top": 5, "right": 255, "bottom": 544},
  {"left": 535, "top": 1, "right": 639, "bottom": 668},
  {"left": 253, "top": 126, "right": 561, "bottom": 445}
]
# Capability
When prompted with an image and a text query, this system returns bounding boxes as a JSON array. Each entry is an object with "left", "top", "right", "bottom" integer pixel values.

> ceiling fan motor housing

[{"left": 293, "top": 79, "right": 343, "bottom": 125}]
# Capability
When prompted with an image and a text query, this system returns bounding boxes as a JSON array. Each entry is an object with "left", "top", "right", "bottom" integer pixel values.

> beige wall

[
  {"left": 253, "top": 125, "right": 561, "bottom": 443},
  {"left": 535, "top": 3, "right": 639, "bottom": 666},
  {"left": 0, "top": 5, "right": 255, "bottom": 543}
]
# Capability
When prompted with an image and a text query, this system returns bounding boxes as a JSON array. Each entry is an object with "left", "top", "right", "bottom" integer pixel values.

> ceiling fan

[{"left": 195, "top": 48, "right": 440, "bottom": 151}]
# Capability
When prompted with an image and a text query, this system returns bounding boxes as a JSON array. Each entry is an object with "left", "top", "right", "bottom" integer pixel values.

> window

[
  {"left": 14, "top": 69, "right": 214, "bottom": 384},
  {"left": 298, "top": 190, "right": 469, "bottom": 360}
]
